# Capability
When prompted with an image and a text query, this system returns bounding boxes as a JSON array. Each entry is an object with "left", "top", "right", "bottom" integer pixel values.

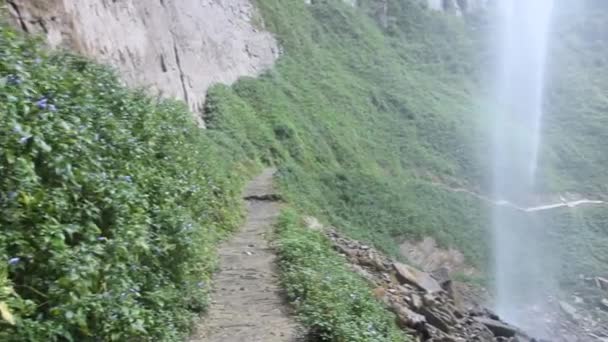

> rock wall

[{"left": 7, "top": 0, "right": 279, "bottom": 126}]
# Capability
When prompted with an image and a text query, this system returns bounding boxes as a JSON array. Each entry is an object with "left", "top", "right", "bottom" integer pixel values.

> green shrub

[
  {"left": 275, "top": 209, "right": 408, "bottom": 342},
  {"left": 0, "top": 26, "right": 242, "bottom": 340}
]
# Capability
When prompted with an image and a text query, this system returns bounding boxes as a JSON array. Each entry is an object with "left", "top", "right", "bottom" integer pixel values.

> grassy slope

[
  {"left": 536, "top": 1, "right": 608, "bottom": 284},
  {"left": 275, "top": 209, "right": 407, "bottom": 341},
  {"left": 210, "top": 0, "right": 608, "bottom": 288},
  {"left": 207, "top": 0, "right": 491, "bottom": 268},
  {"left": 540, "top": 0, "right": 608, "bottom": 195}
]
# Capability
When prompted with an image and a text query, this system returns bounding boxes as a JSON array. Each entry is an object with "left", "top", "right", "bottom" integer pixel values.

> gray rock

[
  {"left": 474, "top": 317, "right": 518, "bottom": 338},
  {"left": 600, "top": 298, "right": 608, "bottom": 311},
  {"left": 419, "top": 305, "right": 455, "bottom": 333},
  {"left": 387, "top": 298, "right": 427, "bottom": 329},
  {"left": 560, "top": 301, "right": 582, "bottom": 321},
  {"left": 597, "top": 277, "right": 608, "bottom": 291},
  {"left": 393, "top": 262, "right": 443, "bottom": 294},
  {"left": 410, "top": 293, "right": 423, "bottom": 310},
  {"left": 8, "top": 0, "right": 279, "bottom": 127}
]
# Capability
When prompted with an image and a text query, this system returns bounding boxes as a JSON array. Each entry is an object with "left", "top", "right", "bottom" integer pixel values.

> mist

[{"left": 490, "top": 0, "right": 556, "bottom": 335}]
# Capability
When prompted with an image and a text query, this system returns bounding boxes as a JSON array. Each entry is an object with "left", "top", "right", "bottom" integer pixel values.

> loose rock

[
  {"left": 559, "top": 301, "right": 581, "bottom": 322},
  {"left": 474, "top": 317, "right": 519, "bottom": 338},
  {"left": 393, "top": 262, "right": 443, "bottom": 294}
]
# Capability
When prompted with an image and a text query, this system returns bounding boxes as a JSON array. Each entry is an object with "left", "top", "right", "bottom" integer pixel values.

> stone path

[{"left": 190, "top": 169, "right": 300, "bottom": 342}]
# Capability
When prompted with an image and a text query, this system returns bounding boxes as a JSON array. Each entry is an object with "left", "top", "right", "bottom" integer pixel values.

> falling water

[{"left": 492, "top": 0, "right": 555, "bottom": 335}]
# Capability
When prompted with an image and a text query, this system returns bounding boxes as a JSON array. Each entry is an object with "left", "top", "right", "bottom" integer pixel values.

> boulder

[
  {"left": 387, "top": 298, "right": 427, "bottom": 329},
  {"left": 410, "top": 293, "right": 423, "bottom": 310},
  {"left": 596, "top": 277, "right": 608, "bottom": 291},
  {"left": 419, "top": 305, "right": 455, "bottom": 333},
  {"left": 432, "top": 267, "right": 455, "bottom": 299},
  {"left": 600, "top": 298, "right": 608, "bottom": 311},
  {"left": 359, "top": 250, "right": 388, "bottom": 272},
  {"left": 474, "top": 317, "right": 518, "bottom": 338},
  {"left": 393, "top": 262, "right": 443, "bottom": 294},
  {"left": 559, "top": 301, "right": 581, "bottom": 322}
]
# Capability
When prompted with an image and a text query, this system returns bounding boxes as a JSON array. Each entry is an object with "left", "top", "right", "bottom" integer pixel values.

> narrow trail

[
  {"left": 430, "top": 182, "right": 605, "bottom": 213},
  {"left": 190, "top": 169, "right": 300, "bottom": 342}
]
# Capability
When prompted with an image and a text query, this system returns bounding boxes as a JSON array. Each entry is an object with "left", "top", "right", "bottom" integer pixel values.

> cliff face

[{"left": 7, "top": 0, "right": 279, "bottom": 125}]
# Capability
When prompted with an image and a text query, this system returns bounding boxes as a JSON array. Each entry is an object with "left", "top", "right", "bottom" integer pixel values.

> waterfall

[{"left": 492, "top": 0, "right": 555, "bottom": 335}]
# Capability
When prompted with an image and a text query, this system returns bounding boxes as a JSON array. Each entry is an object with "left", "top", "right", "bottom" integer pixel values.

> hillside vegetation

[
  {"left": 0, "top": 1, "right": 489, "bottom": 338},
  {"left": 2, "top": 0, "right": 608, "bottom": 340},
  {"left": 275, "top": 210, "right": 406, "bottom": 341},
  {"left": 206, "top": 0, "right": 491, "bottom": 266},
  {"left": 540, "top": 0, "right": 608, "bottom": 195},
  {"left": 0, "top": 26, "right": 245, "bottom": 340},
  {"left": 208, "top": 0, "right": 608, "bottom": 291}
]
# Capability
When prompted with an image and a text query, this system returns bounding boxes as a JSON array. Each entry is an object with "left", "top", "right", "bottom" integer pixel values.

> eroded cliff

[{"left": 7, "top": 0, "right": 279, "bottom": 125}]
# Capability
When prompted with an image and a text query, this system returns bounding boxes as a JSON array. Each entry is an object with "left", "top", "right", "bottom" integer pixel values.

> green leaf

[
  {"left": 35, "top": 137, "right": 52, "bottom": 152},
  {"left": 0, "top": 302, "right": 16, "bottom": 325}
]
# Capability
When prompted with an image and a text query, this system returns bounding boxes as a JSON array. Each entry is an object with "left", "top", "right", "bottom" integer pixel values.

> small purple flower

[
  {"left": 97, "top": 236, "right": 108, "bottom": 242},
  {"left": 8, "top": 257, "right": 20, "bottom": 266},
  {"left": 35, "top": 97, "right": 48, "bottom": 110},
  {"left": 6, "top": 75, "right": 21, "bottom": 86}
]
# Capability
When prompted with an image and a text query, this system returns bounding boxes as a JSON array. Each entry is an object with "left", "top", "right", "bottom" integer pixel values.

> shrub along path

[{"left": 190, "top": 169, "right": 300, "bottom": 342}]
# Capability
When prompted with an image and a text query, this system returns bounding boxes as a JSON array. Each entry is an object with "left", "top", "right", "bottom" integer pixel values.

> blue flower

[
  {"left": 6, "top": 75, "right": 21, "bottom": 86},
  {"left": 97, "top": 236, "right": 108, "bottom": 242},
  {"left": 35, "top": 97, "right": 48, "bottom": 109},
  {"left": 12, "top": 123, "right": 23, "bottom": 134},
  {"left": 8, "top": 257, "right": 20, "bottom": 265}
]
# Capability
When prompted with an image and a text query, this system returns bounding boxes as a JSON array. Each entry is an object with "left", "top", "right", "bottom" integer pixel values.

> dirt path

[
  {"left": 190, "top": 169, "right": 300, "bottom": 342},
  {"left": 429, "top": 181, "right": 605, "bottom": 213}
]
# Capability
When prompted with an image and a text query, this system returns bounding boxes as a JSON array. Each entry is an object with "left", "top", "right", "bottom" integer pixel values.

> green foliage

[
  {"left": 538, "top": 0, "right": 608, "bottom": 195},
  {"left": 2, "top": 0, "right": 607, "bottom": 339},
  {"left": 208, "top": 0, "right": 608, "bottom": 285},
  {"left": 206, "top": 0, "right": 490, "bottom": 269},
  {"left": 275, "top": 209, "right": 408, "bottom": 342},
  {"left": 0, "top": 26, "right": 243, "bottom": 340}
]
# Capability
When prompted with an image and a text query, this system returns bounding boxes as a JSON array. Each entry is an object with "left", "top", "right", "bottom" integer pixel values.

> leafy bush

[
  {"left": 0, "top": 25, "right": 242, "bottom": 340},
  {"left": 275, "top": 209, "right": 408, "bottom": 342}
]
